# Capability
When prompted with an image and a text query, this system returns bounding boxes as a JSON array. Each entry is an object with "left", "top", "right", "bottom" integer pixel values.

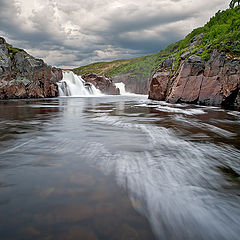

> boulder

[
  {"left": 148, "top": 72, "right": 171, "bottom": 101},
  {"left": 82, "top": 73, "right": 120, "bottom": 95}
]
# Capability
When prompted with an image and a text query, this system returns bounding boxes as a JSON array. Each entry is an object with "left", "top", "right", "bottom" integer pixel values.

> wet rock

[{"left": 82, "top": 73, "right": 120, "bottom": 95}]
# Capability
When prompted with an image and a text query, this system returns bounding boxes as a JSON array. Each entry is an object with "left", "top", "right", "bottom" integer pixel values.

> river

[{"left": 0, "top": 95, "right": 240, "bottom": 240}]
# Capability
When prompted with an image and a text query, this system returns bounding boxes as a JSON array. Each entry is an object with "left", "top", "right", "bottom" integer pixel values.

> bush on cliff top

[{"left": 177, "top": 5, "right": 240, "bottom": 58}]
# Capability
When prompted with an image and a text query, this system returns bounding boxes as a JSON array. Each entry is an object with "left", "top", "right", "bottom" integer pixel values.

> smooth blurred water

[{"left": 0, "top": 95, "right": 240, "bottom": 240}]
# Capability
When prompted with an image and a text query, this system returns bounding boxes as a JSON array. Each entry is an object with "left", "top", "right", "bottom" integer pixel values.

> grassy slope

[{"left": 73, "top": 6, "right": 240, "bottom": 80}]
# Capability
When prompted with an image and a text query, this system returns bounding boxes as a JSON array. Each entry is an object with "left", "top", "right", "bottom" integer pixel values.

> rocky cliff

[
  {"left": 82, "top": 73, "right": 120, "bottom": 95},
  {"left": 73, "top": 6, "right": 240, "bottom": 98},
  {"left": 0, "top": 37, "right": 62, "bottom": 99},
  {"left": 149, "top": 50, "right": 240, "bottom": 107}
]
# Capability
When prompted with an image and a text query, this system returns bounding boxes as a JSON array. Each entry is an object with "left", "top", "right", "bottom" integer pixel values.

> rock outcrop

[
  {"left": 112, "top": 74, "right": 149, "bottom": 94},
  {"left": 0, "top": 37, "right": 62, "bottom": 99},
  {"left": 82, "top": 73, "right": 120, "bottom": 95},
  {"left": 148, "top": 50, "right": 240, "bottom": 107}
]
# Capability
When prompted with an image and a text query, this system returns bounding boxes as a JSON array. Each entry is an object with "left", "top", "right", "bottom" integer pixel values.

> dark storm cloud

[{"left": 0, "top": 0, "right": 230, "bottom": 68}]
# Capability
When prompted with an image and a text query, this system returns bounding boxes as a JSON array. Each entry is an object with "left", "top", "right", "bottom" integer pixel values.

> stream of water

[{"left": 0, "top": 95, "right": 240, "bottom": 240}]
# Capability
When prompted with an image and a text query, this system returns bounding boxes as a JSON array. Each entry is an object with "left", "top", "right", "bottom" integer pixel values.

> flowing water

[
  {"left": 0, "top": 94, "right": 240, "bottom": 240},
  {"left": 58, "top": 71, "right": 102, "bottom": 97},
  {"left": 114, "top": 82, "right": 134, "bottom": 95}
]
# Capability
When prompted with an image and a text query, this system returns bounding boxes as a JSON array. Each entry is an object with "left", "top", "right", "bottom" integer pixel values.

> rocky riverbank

[
  {"left": 0, "top": 37, "right": 120, "bottom": 99},
  {"left": 149, "top": 49, "right": 240, "bottom": 107},
  {"left": 0, "top": 37, "right": 63, "bottom": 99}
]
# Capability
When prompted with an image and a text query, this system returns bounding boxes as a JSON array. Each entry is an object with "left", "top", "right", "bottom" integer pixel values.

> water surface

[{"left": 0, "top": 95, "right": 240, "bottom": 240}]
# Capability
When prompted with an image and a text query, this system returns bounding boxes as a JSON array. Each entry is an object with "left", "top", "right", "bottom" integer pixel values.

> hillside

[{"left": 72, "top": 5, "right": 240, "bottom": 94}]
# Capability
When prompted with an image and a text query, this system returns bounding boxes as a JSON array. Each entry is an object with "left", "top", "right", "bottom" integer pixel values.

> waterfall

[
  {"left": 58, "top": 71, "right": 102, "bottom": 97},
  {"left": 115, "top": 82, "right": 133, "bottom": 95}
]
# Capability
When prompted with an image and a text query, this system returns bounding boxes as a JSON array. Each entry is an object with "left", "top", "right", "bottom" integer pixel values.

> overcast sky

[{"left": 0, "top": 0, "right": 229, "bottom": 68}]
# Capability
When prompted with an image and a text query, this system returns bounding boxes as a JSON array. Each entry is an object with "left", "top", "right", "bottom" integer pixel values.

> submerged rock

[
  {"left": 0, "top": 37, "right": 63, "bottom": 99},
  {"left": 149, "top": 50, "right": 240, "bottom": 107}
]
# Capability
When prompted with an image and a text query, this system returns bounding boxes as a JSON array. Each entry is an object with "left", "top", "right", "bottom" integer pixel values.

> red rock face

[
  {"left": 82, "top": 73, "right": 120, "bottom": 95},
  {"left": 149, "top": 50, "right": 240, "bottom": 107},
  {"left": 148, "top": 72, "right": 171, "bottom": 101},
  {"left": 0, "top": 37, "right": 63, "bottom": 100}
]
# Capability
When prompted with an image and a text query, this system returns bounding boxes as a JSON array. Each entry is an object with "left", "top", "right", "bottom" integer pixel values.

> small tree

[{"left": 230, "top": 0, "right": 240, "bottom": 9}]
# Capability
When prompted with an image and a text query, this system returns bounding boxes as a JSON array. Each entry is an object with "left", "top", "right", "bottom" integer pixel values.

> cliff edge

[
  {"left": 0, "top": 37, "right": 62, "bottom": 99},
  {"left": 149, "top": 6, "right": 240, "bottom": 107}
]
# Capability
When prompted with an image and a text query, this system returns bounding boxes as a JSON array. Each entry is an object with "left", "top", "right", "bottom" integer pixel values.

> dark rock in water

[
  {"left": 82, "top": 73, "right": 120, "bottom": 95},
  {"left": 149, "top": 49, "right": 240, "bottom": 107},
  {"left": 0, "top": 37, "right": 63, "bottom": 99}
]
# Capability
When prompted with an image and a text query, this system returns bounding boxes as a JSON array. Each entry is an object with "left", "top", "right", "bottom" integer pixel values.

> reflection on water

[{"left": 0, "top": 96, "right": 240, "bottom": 240}]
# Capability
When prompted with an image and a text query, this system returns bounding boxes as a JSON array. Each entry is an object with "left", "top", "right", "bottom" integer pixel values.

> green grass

[
  {"left": 73, "top": 6, "right": 240, "bottom": 80},
  {"left": 7, "top": 46, "right": 23, "bottom": 54},
  {"left": 7, "top": 45, "right": 24, "bottom": 59}
]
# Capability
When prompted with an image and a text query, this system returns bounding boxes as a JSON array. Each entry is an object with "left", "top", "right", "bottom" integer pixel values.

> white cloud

[{"left": 0, "top": 0, "right": 230, "bottom": 68}]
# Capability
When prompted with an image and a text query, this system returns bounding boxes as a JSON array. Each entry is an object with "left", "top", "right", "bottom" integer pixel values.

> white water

[
  {"left": 115, "top": 82, "right": 134, "bottom": 95},
  {"left": 58, "top": 71, "right": 102, "bottom": 97}
]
